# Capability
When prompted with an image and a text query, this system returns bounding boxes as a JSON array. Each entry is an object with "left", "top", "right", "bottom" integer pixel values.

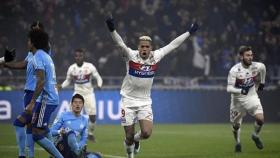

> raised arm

[
  {"left": 257, "top": 63, "right": 266, "bottom": 91},
  {"left": 105, "top": 15, "right": 131, "bottom": 55},
  {"left": 156, "top": 23, "right": 199, "bottom": 60}
]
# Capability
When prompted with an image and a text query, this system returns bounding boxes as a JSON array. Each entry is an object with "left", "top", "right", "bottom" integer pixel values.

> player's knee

[
  {"left": 89, "top": 115, "right": 96, "bottom": 123},
  {"left": 141, "top": 130, "right": 152, "bottom": 139},
  {"left": 232, "top": 123, "right": 240, "bottom": 131},
  {"left": 256, "top": 119, "right": 264, "bottom": 126}
]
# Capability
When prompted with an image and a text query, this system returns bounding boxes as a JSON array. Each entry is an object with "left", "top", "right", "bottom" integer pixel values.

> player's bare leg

[
  {"left": 124, "top": 125, "right": 135, "bottom": 158},
  {"left": 134, "top": 120, "right": 153, "bottom": 154},
  {"left": 88, "top": 115, "right": 96, "bottom": 142},
  {"left": 252, "top": 113, "right": 264, "bottom": 149}
]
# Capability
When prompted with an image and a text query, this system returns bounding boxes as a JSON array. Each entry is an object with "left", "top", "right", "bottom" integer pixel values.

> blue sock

[
  {"left": 36, "top": 137, "right": 63, "bottom": 158},
  {"left": 67, "top": 132, "right": 81, "bottom": 156},
  {"left": 26, "top": 134, "right": 34, "bottom": 158},
  {"left": 14, "top": 126, "right": 26, "bottom": 156}
]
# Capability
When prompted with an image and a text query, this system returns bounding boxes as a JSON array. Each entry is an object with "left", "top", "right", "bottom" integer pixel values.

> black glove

[
  {"left": 4, "top": 47, "right": 16, "bottom": 62},
  {"left": 241, "top": 86, "right": 250, "bottom": 95},
  {"left": 188, "top": 22, "right": 199, "bottom": 35},
  {"left": 105, "top": 15, "right": 115, "bottom": 32},
  {"left": 258, "top": 83, "right": 265, "bottom": 91}
]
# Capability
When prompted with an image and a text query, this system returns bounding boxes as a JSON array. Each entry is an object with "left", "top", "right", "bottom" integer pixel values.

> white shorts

[
  {"left": 121, "top": 102, "right": 153, "bottom": 126},
  {"left": 74, "top": 92, "right": 96, "bottom": 115},
  {"left": 230, "top": 96, "right": 263, "bottom": 124}
]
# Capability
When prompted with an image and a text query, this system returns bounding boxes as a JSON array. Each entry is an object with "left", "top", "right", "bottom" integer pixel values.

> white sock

[
  {"left": 233, "top": 128, "right": 241, "bottom": 144},
  {"left": 253, "top": 122, "right": 262, "bottom": 137},
  {"left": 134, "top": 131, "right": 141, "bottom": 142},
  {"left": 88, "top": 122, "right": 95, "bottom": 136},
  {"left": 124, "top": 141, "right": 135, "bottom": 157}
]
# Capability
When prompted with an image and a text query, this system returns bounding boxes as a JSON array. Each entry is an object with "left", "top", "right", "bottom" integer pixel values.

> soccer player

[
  {"left": 24, "top": 29, "right": 63, "bottom": 158},
  {"left": 227, "top": 45, "right": 266, "bottom": 152},
  {"left": 105, "top": 15, "right": 198, "bottom": 158},
  {"left": 51, "top": 93, "right": 88, "bottom": 157},
  {"left": 59, "top": 48, "right": 103, "bottom": 142},
  {"left": 51, "top": 94, "right": 102, "bottom": 158},
  {"left": 0, "top": 21, "right": 44, "bottom": 158}
]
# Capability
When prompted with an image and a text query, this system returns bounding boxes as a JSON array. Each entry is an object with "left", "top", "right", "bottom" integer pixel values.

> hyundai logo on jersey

[
  {"left": 235, "top": 76, "right": 256, "bottom": 89},
  {"left": 74, "top": 74, "right": 90, "bottom": 84},
  {"left": 128, "top": 61, "right": 157, "bottom": 78}
]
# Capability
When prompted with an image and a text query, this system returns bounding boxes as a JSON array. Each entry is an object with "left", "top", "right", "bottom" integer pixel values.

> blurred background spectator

[{"left": 0, "top": 0, "right": 279, "bottom": 89}]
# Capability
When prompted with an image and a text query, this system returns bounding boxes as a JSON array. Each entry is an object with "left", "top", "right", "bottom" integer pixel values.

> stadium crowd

[{"left": 0, "top": 0, "right": 279, "bottom": 88}]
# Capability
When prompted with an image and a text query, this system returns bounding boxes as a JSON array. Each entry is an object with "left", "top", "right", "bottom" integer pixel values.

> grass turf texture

[{"left": 0, "top": 123, "right": 279, "bottom": 158}]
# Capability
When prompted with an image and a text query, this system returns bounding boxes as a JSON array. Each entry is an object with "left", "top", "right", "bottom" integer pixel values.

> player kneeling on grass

[
  {"left": 227, "top": 45, "right": 266, "bottom": 152},
  {"left": 51, "top": 94, "right": 102, "bottom": 158}
]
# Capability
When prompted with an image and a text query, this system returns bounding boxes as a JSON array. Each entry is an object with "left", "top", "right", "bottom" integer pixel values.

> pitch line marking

[{"left": 0, "top": 146, "right": 126, "bottom": 158}]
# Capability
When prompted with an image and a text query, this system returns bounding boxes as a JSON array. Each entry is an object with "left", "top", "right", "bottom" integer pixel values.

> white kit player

[
  {"left": 106, "top": 15, "right": 198, "bottom": 158},
  {"left": 60, "top": 48, "right": 103, "bottom": 142},
  {"left": 227, "top": 45, "right": 266, "bottom": 152}
]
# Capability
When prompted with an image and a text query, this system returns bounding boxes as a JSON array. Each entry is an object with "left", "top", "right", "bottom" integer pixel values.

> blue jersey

[
  {"left": 51, "top": 112, "right": 88, "bottom": 148},
  {"left": 33, "top": 49, "right": 58, "bottom": 105},
  {"left": 24, "top": 52, "right": 36, "bottom": 91}
]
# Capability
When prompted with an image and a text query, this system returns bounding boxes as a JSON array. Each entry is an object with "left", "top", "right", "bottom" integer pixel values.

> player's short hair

[
  {"left": 30, "top": 21, "right": 44, "bottom": 30},
  {"left": 28, "top": 29, "right": 49, "bottom": 50},
  {"left": 239, "top": 45, "right": 252, "bottom": 55},
  {"left": 139, "top": 36, "right": 152, "bottom": 42},
  {"left": 75, "top": 48, "right": 84, "bottom": 54},
  {"left": 71, "top": 93, "right": 84, "bottom": 104}
]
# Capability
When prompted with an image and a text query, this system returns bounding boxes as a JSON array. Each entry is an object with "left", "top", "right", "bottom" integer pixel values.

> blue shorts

[
  {"left": 13, "top": 90, "right": 34, "bottom": 127},
  {"left": 31, "top": 102, "right": 57, "bottom": 129},
  {"left": 24, "top": 90, "right": 34, "bottom": 107}
]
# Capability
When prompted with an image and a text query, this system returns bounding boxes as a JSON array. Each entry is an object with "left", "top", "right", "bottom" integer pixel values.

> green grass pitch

[{"left": 0, "top": 123, "right": 279, "bottom": 158}]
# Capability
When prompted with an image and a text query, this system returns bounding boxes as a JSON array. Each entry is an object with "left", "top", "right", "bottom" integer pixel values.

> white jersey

[
  {"left": 61, "top": 62, "right": 103, "bottom": 95},
  {"left": 111, "top": 30, "right": 190, "bottom": 107},
  {"left": 227, "top": 62, "right": 266, "bottom": 102}
]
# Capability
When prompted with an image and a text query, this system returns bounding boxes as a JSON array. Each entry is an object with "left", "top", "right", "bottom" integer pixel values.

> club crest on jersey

[
  {"left": 128, "top": 61, "right": 157, "bottom": 78},
  {"left": 140, "top": 65, "right": 152, "bottom": 71}
]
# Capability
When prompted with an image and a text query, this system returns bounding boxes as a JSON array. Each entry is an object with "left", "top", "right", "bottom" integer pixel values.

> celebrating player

[
  {"left": 105, "top": 15, "right": 198, "bottom": 158},
  {"left": 25, "top": 29, "right": 63, "bottom": 157},
  {"left": 59, "top": 48, "right": 103, "bottom": 142},
  {"left": 227, "top": 45, "right": 266, "bottom": 152}
]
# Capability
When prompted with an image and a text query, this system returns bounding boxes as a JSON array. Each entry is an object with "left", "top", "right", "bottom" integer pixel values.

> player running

[
  {"left": 59, "top": 48, "right": 103, "bottom": 142},
  {"left": 105, "top": 15, "right": 198, "bottom": 158},
  {"left": 227, "top": 45, "right": 266, "bottom": 152}
]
